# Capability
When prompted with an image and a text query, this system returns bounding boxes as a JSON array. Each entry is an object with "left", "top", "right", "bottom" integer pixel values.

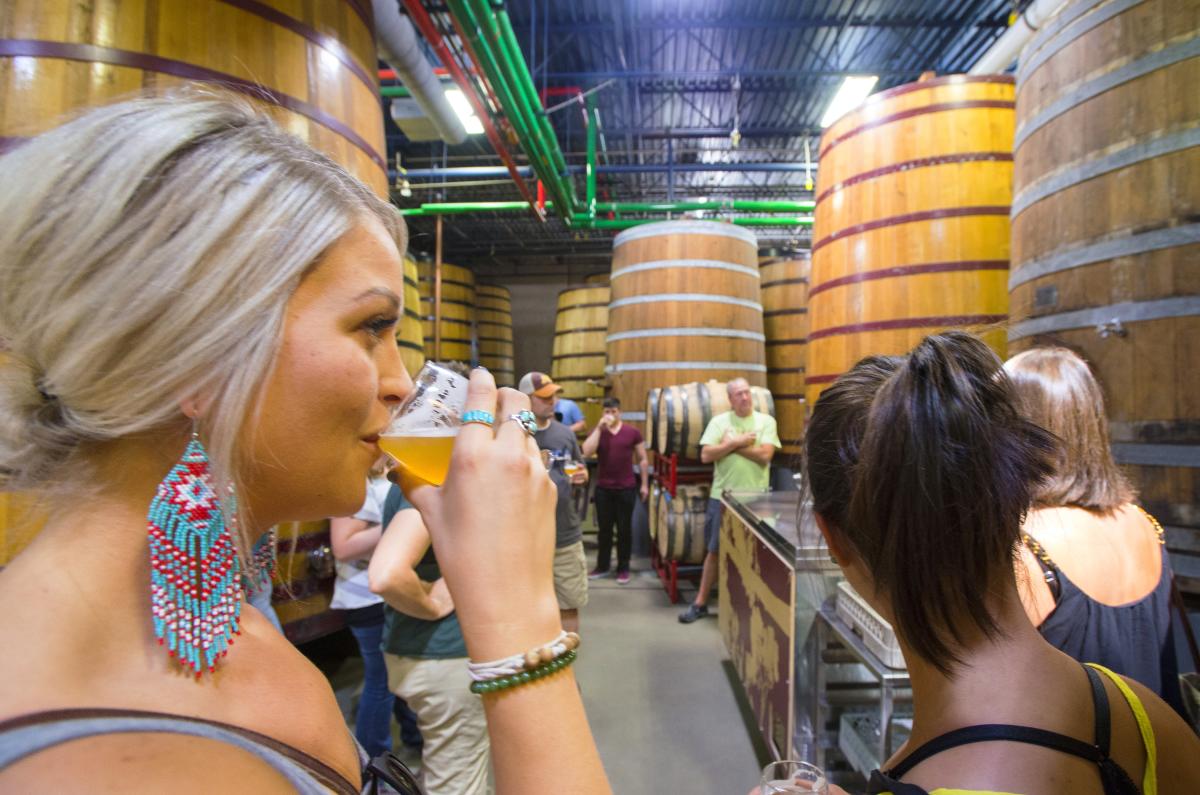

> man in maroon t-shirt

[{"left": 581, "top": 397, "right": 649, "bottom": 585}]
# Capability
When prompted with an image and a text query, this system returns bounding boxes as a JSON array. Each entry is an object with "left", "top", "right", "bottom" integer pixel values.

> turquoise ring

[
  {"left": 461, "top": 410, "right": 494, "bottom": 427},
  {"left": 508, "top": 410, "right": 537, "bottom": 436}
]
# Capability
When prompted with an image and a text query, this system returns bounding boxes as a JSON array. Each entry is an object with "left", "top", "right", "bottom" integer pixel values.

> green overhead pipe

[
  {"left": 380, "top": 86, "right": 412, "bottom": 98},
  {"left": 444, "top": 0, "right": 570, "bottom": 214},
  {"left": 495, "top": 9, "right": 573, "bottom": 182},
  {"left": 400, "top": 201, "right": 556, "bottom": 216},
  {"left": 586, "top": 96, "right": 597, "bottom": 215},
  {"left": 455, "top": 0, "right": 574, "bottom": 215}
]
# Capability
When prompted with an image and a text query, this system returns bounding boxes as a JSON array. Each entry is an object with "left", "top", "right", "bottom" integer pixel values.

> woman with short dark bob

[
  {"left": 805, "top": 331, "right": 1199, "bottom": 794},
  {"left": 1005, "top": 347, "right": 1185, "bottom": 717},
  {"left": 0, "top": 92, "right": 608, "bottom": 793}
]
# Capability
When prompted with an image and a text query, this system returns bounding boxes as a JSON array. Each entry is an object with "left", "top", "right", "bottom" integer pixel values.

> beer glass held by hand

[
  {"left": 379, "top": 362, "right": 469, "bottom": 486},
  {"left": 759, "top": 761, "right": 829, "bottom": 795}
]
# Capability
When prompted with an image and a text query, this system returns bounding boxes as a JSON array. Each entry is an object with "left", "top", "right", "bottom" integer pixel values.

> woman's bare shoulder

[{"left": 0, "top": 731, "right": 301, "bottom": 793}]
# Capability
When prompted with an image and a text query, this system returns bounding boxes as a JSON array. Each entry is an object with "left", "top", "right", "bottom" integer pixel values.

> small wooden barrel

[
  {"left": 808, "top": 75, "right": 1016, "bottom": 409},
  {"left": 0, "top": 0, "right": 387, "bottom": 196},
  {"left": 397, "top": 256, "right": 425, "bottom": 378},
  {"left": 475, "top": 284, "right": 515, "bottom": 387},
  {"left": 608, "top": 221, "right": 767, "bottom": 434},
  {"left": 271, "top": 520, "right": 342, "bottom": 645},
  {"left": 645, "top": 387, "right": 662, "bottom": 451},
  {"left": 552, "top": 286, "right": 609, "bottom": 432},
  {"left": 656, "top": 484, "right": 710, "bottom": 564},
  {"left": 760, "top": 255, "right": 810, "bottom": 458},
  {"left": 1007, "top": 0, "right": 1200, "bottom": 544},
  {"left": 418, "top": 261, "right": 476, "bottom": 364},
  {"left": 652, "top": 381, "right": 775, "bottom": 460},
  {"left": 647, "top": 484, "right": 662, "bottom": 542}
]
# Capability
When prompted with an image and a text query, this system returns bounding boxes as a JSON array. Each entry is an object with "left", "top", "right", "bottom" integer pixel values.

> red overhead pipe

[
  {"left": 398, "top": 0, "right": 542, "bottom": 219},
  {"left": 379, "top": 66, "right": 463, "bottom": 81}
]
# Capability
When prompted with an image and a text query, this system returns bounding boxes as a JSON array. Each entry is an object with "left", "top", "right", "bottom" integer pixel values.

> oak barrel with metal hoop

[
  {"left": 760, "top": 255, "right": 810, "bottom": 459},
  {"left": 475, "top": 285, "right": 514, "bottom": 387},
  {"left": 0, "top": 0, "right": 387, "bottom": 196},
  {"left": 656, "top": 484, "right": 710, "bottom": 564},
  {"left": 808, "top": 74, "right": 1016, "bottom": 408},
  {"left": 552, "top": 286, "right": 609, "bottom": 433},
  {"left": 607, "top": 221, "right": 767, "bottom": 434},
  {"left": 1007, "top": 0, "right": 1200, "bottom": 553},
  {"left": 397, "top": 256, "right": 426, "bottom": 378},
  {"left": 418, "top": 260, "right": 476, "bottom": 365}
]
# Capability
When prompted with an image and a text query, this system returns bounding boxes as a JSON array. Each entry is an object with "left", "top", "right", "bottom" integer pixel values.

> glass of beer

[
  {"left": 563, "top": 461, "right": 584, "bottom": 478},
  {"left": 378, "top": 362, "right": 469, "bottom": 486},
  {"left": 760, "top": 761, "right": 828, "bottom": 794}
]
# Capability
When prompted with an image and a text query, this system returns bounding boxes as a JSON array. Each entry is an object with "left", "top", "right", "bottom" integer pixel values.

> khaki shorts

[{"left": 553, "top": 540, "right": 589, "bottom": 610}]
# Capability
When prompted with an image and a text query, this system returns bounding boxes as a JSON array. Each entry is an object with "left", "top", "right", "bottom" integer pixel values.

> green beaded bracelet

[{"left": 470, "top": 649, "right": 578, "bottom": 694}]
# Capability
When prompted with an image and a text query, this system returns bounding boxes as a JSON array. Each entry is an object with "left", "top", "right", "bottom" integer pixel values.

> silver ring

[{"left": 508, "top": 410, "right": 537, "bottom": 436}]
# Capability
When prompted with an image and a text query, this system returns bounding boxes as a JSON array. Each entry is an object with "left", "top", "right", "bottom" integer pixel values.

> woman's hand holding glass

[{"left": 396, "top": 368, "right": 560, "bottom": 662}]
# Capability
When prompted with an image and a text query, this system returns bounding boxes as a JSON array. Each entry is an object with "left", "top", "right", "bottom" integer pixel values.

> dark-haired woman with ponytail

[{"left": 805, "top": 332, "right": 1199, "bottom": 795}]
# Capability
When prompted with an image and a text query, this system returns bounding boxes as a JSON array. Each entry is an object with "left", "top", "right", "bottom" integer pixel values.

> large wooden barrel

[
  {"left": 656, "top": 484, "right": 710, "bottom": 564},
  {"left": 807, "top": 75, "right": 1016, "bottom": 409},
  {"left": 651, "top": 381, "right": 775, "bottom": 460},
  {"left": 0, "top": 0, "right": 387, "bottom": 196},
  {"left": 397, "top": 257, "right": 425, "bottom": 378},
  {"left": 418, "top": 261, "right": 476, "bottom": 364},
  {"left": 760, "top": 255, "right": 810, "bottom": 459},
  {"left": 608, "top": 221, "right": 767, "bottom": 434},
  {"left": 584, "top": 273, "right": 610, "bottom": 286},
  {"left": 271, "top": 520, "right": 342, "bottom": 645},
  {"left": 1007, "top": 0, "right": 1200, "bottom": 560},
  {"left": 475, "top": 284, "right": 515, "bottom": 387},
  {"left": 552, "top": 286, "right": 609, "bottom": 433}
]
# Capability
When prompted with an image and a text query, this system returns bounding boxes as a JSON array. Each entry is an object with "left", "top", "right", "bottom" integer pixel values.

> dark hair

[
  {"left": 805, "top": 332, "right": 1056, "bottom": 675},
  {"left": 603, "top": 398, "right": 620, "bottom": 409},
  {"left": 1004, "top": 347, "right": 1134, "bottom": 512}
]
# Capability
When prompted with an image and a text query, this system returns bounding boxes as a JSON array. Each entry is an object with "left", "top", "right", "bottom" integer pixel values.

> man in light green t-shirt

[{"left": 679, "top": 378, "right": 780, "bottom": 624}]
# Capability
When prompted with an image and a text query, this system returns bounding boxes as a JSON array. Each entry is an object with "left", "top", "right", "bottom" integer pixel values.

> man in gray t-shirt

[{"left": 520, "top": 371, "right": 589, "bottom": 633}]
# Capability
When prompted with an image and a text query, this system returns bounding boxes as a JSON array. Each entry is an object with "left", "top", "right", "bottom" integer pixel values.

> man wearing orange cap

[{"left": 519, "top": 371, "right": 589, "bottom": 633}]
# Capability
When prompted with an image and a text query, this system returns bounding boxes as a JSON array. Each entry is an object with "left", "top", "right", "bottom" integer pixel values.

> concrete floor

[{"left": 323, "top": 534, "right": 768, "bottom": 794}]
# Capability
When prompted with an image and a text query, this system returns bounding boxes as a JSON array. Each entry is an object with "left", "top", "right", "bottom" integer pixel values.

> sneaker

[
  {"left": 616, "top": 570, "right": 631, "bottom": 585},
  {"left": 588, "top": 568, "right": 611, "bottom": 580},
  {"left": 678, "top": 603, "right": 709, "bottom": 624}
]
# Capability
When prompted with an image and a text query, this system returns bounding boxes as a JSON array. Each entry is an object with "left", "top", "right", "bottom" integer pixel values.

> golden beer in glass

[{"left": 382, "top": 363, "right": 468, "bottom": 487}]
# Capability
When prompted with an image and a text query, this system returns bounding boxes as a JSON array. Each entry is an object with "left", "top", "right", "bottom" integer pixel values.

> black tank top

[
  {"left": 866, "top": 665, "right": 1142, "bottom": 795},
  {"left": 1023, "top": 510, "right": 1185, "bottom": 717}
]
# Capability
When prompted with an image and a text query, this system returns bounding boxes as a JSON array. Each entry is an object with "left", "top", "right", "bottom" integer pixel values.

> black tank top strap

[{"left": 881, "top": 664, "right": 1140, "bottom": 795}]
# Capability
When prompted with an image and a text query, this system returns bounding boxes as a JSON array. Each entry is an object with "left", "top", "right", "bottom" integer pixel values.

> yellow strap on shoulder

[{"left": 1086, "top": 663, "right": 1158, "bottom": 795}]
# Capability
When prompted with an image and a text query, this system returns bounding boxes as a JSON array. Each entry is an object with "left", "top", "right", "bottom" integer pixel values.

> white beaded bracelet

[{"left": 466, "top": 631, "right": 581, "bottom": 682}]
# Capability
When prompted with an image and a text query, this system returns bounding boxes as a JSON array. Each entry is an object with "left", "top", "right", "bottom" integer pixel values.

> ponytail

[{"left": 807, "top": 332, "right": 1056, "bottom": 675}]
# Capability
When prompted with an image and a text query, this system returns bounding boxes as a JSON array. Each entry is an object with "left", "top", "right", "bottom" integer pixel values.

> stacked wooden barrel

[
  {"left": 397, "top": 257, "right": 426, "bottom": 378},
  {"left": 760, "top": 255, "right": 810, "bottom": 460},
  {"left": 0, "top": 0, "right": 387, "bottom": 196},
  {"left": 1007, "top": 0, "right": 1200, "bottom": 547},
  {"left": 475, "top": 285, "right": 515, "bottom": 387},
  {"left": 808, "top": 75, "right": 1016, "bottom": 409},
  {"left": 418, "top": 260, "right": 476, "bottom": 365},
  {"left": 656, "top": 484, "right": 711, "bottom": 564},
  {"left": 650, "top": 381, "right": 775, "bottom": 460},
  {"left": 607, "top": 221, "right": 767, "bottom": 434},
  {"left": 552, "top": 286, "right": 610, "bottom": 432}
]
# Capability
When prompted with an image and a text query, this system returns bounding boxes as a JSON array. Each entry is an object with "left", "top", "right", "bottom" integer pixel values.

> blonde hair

[
  {"left": 0, "top": 89, "right": 405, "bottom": 543},
  {"left": 1004, "top": 347, "right": 1134, "bottom": 512}
]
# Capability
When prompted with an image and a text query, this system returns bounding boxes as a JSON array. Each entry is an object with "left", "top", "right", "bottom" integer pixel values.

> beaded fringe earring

[{"left": 147, "top": 427, "right": 243, "bottom": 679}]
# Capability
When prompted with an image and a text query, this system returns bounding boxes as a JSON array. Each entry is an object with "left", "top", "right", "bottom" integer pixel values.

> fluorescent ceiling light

[
  {"left": 444, "top": 88, "right": 484, "bottom": 135},
  {"left": 820, "top": 75, "right": 879, "bottom": 128}
]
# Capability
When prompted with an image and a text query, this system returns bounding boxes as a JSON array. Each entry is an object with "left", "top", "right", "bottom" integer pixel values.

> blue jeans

[{"left": 348, "top": 615, "right": 401, "bottom": 757}]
